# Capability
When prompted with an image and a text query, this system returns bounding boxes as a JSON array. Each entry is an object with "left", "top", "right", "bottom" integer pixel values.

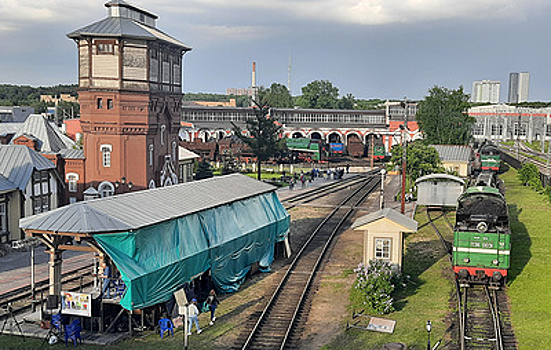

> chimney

[{"left": 252, "top": 62, "right": 256, "bottom": 88}]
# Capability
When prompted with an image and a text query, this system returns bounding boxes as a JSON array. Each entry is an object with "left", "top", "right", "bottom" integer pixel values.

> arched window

[
  {"left": 100, "top": 144, "right": 112, "bottom": 168},
  {"left": 148, "top": 179, "right": 156, "bottom": 189},
  {"left": 98, "top": 181, "right": 115, "bottom": 198},
  {"left": 66, "top": 173, "right": 79, "bottom": 193},
  {"left": 172, "top": 141, "right": 177, "bottom": 161},
  {"left": 149, "top": 144, "right": 154, "bottom": 167},
  {"left": 160, "top": 125, "right": 166, "bottom": 145}
]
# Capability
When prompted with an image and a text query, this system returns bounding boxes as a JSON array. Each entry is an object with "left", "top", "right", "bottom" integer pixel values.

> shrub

[{"left": 353, "top": 260, "right": 401, "bottom": 314}]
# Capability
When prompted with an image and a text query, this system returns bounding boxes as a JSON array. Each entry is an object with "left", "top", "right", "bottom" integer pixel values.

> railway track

[
  {"left": 0, "top": 264, "right": 94, "bottom": 320},
  {"left": 281, "top": 170, "right": 379, "bottom": 209},
  {"left": 236, "top": 175, "right": 380, "bottom": 350},
  {"left": 425, "top": 208, "right": 517, "bottom": 350},
  {"left": 458, "top": 286, "right": 516, "bottom": 350}
]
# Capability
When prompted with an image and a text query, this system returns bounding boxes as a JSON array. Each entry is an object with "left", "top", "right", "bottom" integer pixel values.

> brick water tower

[{"left": 67, "top": 0, "right": 191, "bottom": 196}]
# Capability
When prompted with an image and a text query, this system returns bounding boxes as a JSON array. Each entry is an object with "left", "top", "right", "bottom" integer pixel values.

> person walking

[
  {"left": 205, "top": 289, "right": 220, "bottom": 325},
  {"left": 188, "top": 299, "right": 202, "bottom": 335}
]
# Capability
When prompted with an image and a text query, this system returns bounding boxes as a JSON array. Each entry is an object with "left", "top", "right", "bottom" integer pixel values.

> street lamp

[
  {"left": 426, "top": 320, "right": 432, "bottom": 350},
  {"left": 380, "top": 168, "right": 386, "bottom": 209}
]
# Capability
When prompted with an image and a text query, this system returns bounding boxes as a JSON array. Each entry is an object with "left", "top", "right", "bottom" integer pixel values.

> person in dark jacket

[{"left": 205, "top": 289, "right": 220, "bottom": 325}]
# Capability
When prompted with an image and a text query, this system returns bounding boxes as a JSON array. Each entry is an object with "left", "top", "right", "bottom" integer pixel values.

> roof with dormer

[{"left": 10, "top": 114, "right": 75, "bottom": 153}]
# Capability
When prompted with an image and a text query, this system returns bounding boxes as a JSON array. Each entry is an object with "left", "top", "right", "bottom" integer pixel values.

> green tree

[
  {"left": 339, "top": 93, "right": 355, "bottom": 109},
  {"left": 195, "top": 159, "right": 214, "bottom": 180},
  {"left": 416, "top": 86, "right": 474, "bottom": 145},
  {"left": 390, "top": 142, "right": 445, "bottom": 182},
  {"left": 297, "top": 80, "right": 340, "bottom": 109},
  {"left": 232, "top": 102, "right": 284, "bottom": 180},
  {"left": 258, "top": 83, "right": 293, "bottom": 108}
]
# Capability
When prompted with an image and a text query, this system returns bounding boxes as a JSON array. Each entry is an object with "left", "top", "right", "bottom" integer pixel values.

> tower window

[
  {"left": 97, "top": 98, "right": 103, "bottom": 109},
  {"left": 96, "top": 40, "right": 115, "bottom": 54},
  {"left": 100, "top": 144, "right": 112, "bottom": 168}
]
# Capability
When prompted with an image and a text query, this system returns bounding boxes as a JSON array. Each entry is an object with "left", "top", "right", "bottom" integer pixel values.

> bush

[
  {"left": 353, "top": 260, "right": 402, "bottom": 314},
  {"left": 518, "top": 163, "right": 541, "bottom": 190}
]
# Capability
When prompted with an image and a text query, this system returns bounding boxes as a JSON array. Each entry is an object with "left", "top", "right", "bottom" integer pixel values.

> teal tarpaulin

[{"left": 94, "top": 192, "right": 289, "bottom": 310}]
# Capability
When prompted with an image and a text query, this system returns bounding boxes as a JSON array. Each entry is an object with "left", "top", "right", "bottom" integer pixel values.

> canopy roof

[
  {"left": 20, "top": 174, "right": 276, "bottom": 234},
  {"left": 415, "top": 173, "right": 465, "bottom": 185}
]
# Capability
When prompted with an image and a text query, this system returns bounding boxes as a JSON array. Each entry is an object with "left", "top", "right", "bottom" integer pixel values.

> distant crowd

[{"left": 285, "top": 165, "right": 349, "bottom": 190}]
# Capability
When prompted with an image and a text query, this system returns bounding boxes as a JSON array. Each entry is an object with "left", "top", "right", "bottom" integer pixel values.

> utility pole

[
  {"left": 370, "top": 135, "right": 374, "bottom": 169},
  {"left": 400, "top": 98, "right": 408, "bottom": 215}
]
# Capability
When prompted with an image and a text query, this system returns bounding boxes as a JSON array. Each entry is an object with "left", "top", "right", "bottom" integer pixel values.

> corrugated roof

[
  {"left": 67, "top": 16, "right": 191, "bottom": 50},
  {"left": 431, "top": 145, "right": 472, "bottom": 162},
  {"left": 351, "top": 208, "right": 418, "bottom": 232},
  {"left": 0, "top": 174, "right": 17, "bottom": 193},
  {"left": 10, "top": 114, "right": 75, "bottom": 152},
  {"left": 59, "top": 148, "right": 85, "bottom": 159},
  {"left": 20, "top": 173, "right": 277, "bottom": 234},
  {"left": 0, "top": 123, "right": 22, "bottom": 136},
  {"left": 415, "top": 173, "right": 465, "bottom": 185},
  {"left": 0, "top": 145, "right": 56, "bottom": 191}
]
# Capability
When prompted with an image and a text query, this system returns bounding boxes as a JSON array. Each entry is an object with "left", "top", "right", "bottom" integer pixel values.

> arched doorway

[
  {"left": 292, "top": 132, "right": 304, "bottom": 139},
  {"left": 327, "top": 132, "right": 342, "bottom": 144},
  {"left": 310, "top": 131, "right": 322, "bottom": 140}
]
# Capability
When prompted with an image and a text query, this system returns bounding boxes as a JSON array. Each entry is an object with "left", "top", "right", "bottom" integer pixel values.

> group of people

[
  {"left": 287, "top": 166, "right": 349, "bottom": 190},
  {"left": 187, "top": 289, "right": 220, "bottom": 335}
]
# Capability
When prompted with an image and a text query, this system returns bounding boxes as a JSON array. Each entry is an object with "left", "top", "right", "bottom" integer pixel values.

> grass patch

[
  {"left": 501, "top": 168, "right": 551, "bottom": 348},
  {"left": 324, "top": 209, "right": 453, "bottom": 349}
]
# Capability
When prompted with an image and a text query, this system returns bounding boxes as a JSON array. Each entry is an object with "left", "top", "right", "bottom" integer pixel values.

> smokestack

[{"left": 252, "top": 62, "right": 256, "bottom": 88}]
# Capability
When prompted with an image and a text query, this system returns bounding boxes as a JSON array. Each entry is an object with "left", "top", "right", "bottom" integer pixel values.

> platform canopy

[{"left": 21, "top": 174, "right": 290, "bottom": 310}]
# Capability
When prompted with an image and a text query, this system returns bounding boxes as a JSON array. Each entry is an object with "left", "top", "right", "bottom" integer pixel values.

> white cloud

[
  {"left": 154, "top": 0, "right": 551, "bottom": 26},
  {"left": 189, "top": 24, "right": 274, "bottom": 43}
]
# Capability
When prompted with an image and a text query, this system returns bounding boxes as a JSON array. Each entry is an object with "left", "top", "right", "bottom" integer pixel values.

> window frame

[{"left": 374, "top": 238, "right": 392, "bottom": 260}]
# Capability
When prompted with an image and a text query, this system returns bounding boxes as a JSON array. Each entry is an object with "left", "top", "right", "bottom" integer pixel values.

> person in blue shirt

[{"left": 100, "top": 262, "right": 112, "bottom": 298}]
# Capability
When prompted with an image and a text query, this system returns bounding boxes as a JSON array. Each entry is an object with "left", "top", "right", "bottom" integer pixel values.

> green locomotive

[
  {"left": 452, "top": 186, "right": 510, "bottom": 287},
  {"left": 479, "top": 143, "right": 501, "bottom": 172}
]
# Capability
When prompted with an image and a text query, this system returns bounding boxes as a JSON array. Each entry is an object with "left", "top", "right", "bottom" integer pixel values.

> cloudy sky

[{"left": 1, "top": 0, "right": 551, "bottom": 101}]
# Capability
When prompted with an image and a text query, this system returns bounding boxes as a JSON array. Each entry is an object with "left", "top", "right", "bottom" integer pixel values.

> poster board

[{"left": 61, "top": 291, "right": 92, "bottom": 317}]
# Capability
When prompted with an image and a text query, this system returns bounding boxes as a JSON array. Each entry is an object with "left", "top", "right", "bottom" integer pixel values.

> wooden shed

[{"left": 351, "top": 208, "right": 418, "bottom": 270}]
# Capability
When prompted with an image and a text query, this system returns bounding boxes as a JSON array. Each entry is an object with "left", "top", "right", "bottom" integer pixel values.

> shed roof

[
  {"left": 59, "top": 148, "right": 85, "bottom": 160},
  {"left": 351, "top": 208, "right": 418, "bottom": 232},
  {"left": 20, "top": 173, "right": 277, "bottom": 234},
  {"left": 415, "top": 173, "right": 465, "bottom": 185},
  {"left": 0, "top": 145, "right": 56, "bottom": 191},
  {"left": 431, "top": 145, "right": 472, "bottom": 162}
]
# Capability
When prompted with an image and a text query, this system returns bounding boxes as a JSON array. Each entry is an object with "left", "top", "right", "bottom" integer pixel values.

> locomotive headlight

[
  {"left": 492, "top": 259, "right": 499, "bottom": 266},
  {"left": 463, "top": 258, "right": 470, "bottom": 263},
  {"left": 477, "top": 222, "right": 488, "bottom": 233}
]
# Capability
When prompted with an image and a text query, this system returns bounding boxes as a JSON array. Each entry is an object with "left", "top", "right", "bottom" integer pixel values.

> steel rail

[{"left": 241, "top": 175, "right": 379, "bottom": 350}]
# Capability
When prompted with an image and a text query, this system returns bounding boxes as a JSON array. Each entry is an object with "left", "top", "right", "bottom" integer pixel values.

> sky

[{"left": 1, "top": 0, "right": 551, "bottom": 101}]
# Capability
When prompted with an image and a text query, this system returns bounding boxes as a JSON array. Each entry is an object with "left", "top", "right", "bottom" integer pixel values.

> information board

[{"left": 61, "top": 291, "right": 92, "bottom": 317}]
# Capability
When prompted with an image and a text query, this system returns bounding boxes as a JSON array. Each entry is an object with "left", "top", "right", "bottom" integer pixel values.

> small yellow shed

[{"left": 351, "top": 208, "right": 418, "bottom": 270}]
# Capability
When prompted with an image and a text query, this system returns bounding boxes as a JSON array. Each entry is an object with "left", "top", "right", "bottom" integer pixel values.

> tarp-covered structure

[{"left": 21, "top": 174, "right": 290, "bottom": 310}]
